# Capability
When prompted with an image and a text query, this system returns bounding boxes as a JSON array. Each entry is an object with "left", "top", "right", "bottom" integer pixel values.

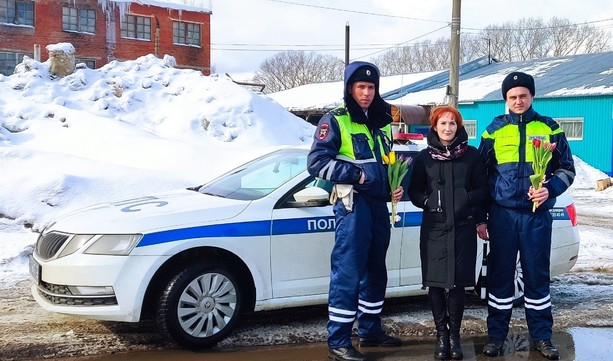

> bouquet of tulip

[
  {"left": 529, "top": 138, "right": 556, "bottom": 212},
  {"left": 382, "top": 151, "right": 413, "bottom": 226}
]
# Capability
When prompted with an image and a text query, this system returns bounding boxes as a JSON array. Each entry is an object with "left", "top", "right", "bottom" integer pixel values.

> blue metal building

[{"left": 383, "top": 52, "right": 613, "bottom": 176}]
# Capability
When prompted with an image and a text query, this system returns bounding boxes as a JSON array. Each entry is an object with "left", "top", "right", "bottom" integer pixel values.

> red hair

[{"left": 429, "top": 105, "right": 463, "bottom": 129}]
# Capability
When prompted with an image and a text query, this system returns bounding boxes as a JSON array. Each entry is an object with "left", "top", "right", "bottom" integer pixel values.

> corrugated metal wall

[{"left": 458, "top": 96, "right": 613, "bottom": 175}]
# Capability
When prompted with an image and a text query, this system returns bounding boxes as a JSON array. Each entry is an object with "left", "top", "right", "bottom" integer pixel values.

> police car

[{"left": 29, "top": 143, "right": 580, "bottom": 349}]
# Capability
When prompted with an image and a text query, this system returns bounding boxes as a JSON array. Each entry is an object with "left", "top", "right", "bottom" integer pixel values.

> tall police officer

[
  {"left": 477, "top": 72, "right": 575, "bottom": 360},
  {"left": 308, "top": 61, "right": 403, "bottom": 361}
]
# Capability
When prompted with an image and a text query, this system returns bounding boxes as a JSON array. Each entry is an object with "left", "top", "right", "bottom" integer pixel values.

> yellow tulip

[
  {"left": 382, "top": 154, "right": 390, "bottom": 164},
  {"left": 389, "top": 151, "right": 396, "bottom": 165}
]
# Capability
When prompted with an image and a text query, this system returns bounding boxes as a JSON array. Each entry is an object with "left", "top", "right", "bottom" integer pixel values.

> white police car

[{"left": 29, "top": 144, "right": 580, "bottom": 349}]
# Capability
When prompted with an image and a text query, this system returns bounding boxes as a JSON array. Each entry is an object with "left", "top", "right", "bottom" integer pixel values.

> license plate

[{"left": 29, "top": 255, "right": 41, "bottom": 285}]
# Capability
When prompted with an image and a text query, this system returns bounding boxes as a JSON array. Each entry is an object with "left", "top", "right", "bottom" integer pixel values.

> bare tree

[
  {"left": 548, "top": 17, "right": 578, "bottom": 56},
  {"left": 459, "top": 34, "right": 483, "bottom": 64},
  {"left": 373, "top": 37, "right": 452, "bottom": 76},
  {"left": 253, "top": 51, "right": 344, "bottom": 94},
  {"left": 480, "top": 23, "right": 516, "bottom": 61},
  {"left": 374, "top": 16, "right": 611, "bottom": 76},
  {"left": 512, "top": 18, "right": 550, "bottom": 60},
  {"left": 255, "top": 17, "right": 611, "bottom": 91},
  {"left": 548, "top": 18, "right": 611, "bottom": 56},
  {"left": 479, "top": 17, "right": 610, "bottom": 60}
]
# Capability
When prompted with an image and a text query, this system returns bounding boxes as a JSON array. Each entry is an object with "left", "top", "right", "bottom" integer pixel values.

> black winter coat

[{"left": 409, "top": 127, "right": 488, "bottom": 289}]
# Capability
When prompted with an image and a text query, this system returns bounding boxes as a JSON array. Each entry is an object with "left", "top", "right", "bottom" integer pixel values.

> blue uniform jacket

[{"left": 478, "top": 107, "right": 575, "bottom": 210}]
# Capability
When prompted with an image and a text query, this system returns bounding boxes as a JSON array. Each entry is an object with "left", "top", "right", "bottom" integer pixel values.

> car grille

[
  {"left": 35, "top": 232, "right": 70, "bottom": 260},
  {"left": 36, "top": 281, "right": 118, "bottom": 306}
]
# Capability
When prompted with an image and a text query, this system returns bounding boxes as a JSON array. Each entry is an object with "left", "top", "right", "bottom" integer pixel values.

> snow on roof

[
  {"left": 267, "top": 70, "right": 442, "bottom": 111},
  {"left": 391, "top": 52, "right": 613, "bottom": 105}
]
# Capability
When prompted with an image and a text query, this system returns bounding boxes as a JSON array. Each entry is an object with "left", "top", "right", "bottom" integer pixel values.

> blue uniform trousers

[
  {"left": 327, "top": 193, "right": 390, "bottom": 348},
  {"left": 486, "top": 204, "right": 554, "bottom": 341}
]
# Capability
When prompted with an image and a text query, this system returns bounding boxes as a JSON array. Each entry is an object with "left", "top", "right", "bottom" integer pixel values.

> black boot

[
  {"left": 448, "top": 287, "right": 465, "bottom": 360},
  {"left": 429, "top": 287, "right": 450, "bottom": 360}
]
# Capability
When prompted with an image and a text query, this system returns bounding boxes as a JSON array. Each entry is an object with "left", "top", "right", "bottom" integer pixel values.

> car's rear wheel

[
  {"left": 513, "top": 256, "right": 525, "bottom": 306},
  {"left": 156, "top": 262, "right": 242, "bottom": 349},
  {"left": 476, "top": 252, "right": 525, "bottom": 307}
]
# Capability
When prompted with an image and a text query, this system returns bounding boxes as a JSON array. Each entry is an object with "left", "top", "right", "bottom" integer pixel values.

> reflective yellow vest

[{"left": 333, "top": 108, "right": 392, "bottom": 164}]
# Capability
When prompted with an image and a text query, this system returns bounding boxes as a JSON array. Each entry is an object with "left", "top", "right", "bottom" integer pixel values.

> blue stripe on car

[
  {"left": 137, "top": 209, "right": 568, "bottom": 247},
  {"left": 137, "top": 211, "right": 424, "bottom": 247}
]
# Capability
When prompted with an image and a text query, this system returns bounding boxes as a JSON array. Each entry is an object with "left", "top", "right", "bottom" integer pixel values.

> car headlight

[
  {"left": 83, "top": 234, "right": 143, "bottom": 256},
  {"left": 57, "top": 234, "right": 96, "bottom": 258}
]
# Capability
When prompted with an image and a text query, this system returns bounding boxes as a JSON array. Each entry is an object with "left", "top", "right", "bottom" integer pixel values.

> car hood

[{"left": 46, "top": 189, "right": 250, "bottom": 234}]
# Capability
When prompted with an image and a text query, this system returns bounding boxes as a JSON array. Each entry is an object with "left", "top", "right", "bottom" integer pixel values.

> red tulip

[{"left": 530, "top": 138, "right": 555, "bottom": 212}]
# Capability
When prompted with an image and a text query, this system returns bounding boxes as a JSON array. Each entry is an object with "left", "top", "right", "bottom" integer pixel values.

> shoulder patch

[{"left": 317, "top": 123, "right": 330, "bottom": 140}]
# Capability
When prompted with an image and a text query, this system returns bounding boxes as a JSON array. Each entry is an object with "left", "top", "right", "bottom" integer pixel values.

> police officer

[
  {"left": 307, "top": 61, "right": 403, "bottom": 361},
  {"left": 477, "top": 72, "right": 575, "bottom": 360}
]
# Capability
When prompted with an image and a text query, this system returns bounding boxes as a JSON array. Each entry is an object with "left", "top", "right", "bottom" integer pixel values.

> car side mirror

[{"left": 290, "top": 187, "right": 330, "bottom": 207}]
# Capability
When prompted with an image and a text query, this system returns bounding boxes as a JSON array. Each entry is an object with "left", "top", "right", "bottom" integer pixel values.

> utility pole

[
  {"left": 448, "top": 0, "right": 461, "bottom": 107},
  {"left": 345, "top": 22, "right": 350, "bottom": 67}
]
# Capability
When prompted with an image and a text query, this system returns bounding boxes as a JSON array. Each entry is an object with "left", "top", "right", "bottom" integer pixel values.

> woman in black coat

[{"left": 409, "top": 105, "right": 488, "bottom": 360}]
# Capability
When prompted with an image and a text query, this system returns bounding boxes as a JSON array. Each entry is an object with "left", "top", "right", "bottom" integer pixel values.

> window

[
  {"left": 62, "top": 6, "right": 95, "bottom": 33},
  {"left": 76, "top": 58, "right": 96, "bottom": 69},
  {"left": 0, "top": 0, "right": 34, "bottom": 26},
  {"left": 121, "top": 14, "right": 151, "bottom": 40},
  {"left": 198, "top": 149, "right": 307, "bottom": 201},
  {"left": 555, "top": 118, "right": 584, "bottom": 140},
  {"left": 463, "top": 120, "right": 477, "bottom": 139},
  {"left": 0, "top": 51, "right": 30, "bottom": 75},
  {"left": 173, "top": 21, "right": 200, "bottom": 46}
]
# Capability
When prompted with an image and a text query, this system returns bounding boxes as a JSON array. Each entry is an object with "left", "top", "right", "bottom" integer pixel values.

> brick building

[{"left": 0, "top": 0, "right": 211, "bottom": 75}]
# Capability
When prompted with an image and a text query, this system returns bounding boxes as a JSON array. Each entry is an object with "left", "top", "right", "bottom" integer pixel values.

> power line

[
  {"left": 352, "top": 25, "right": 450, "bottom": 61},
  {"left": 211, "top": 7, "right": 613, "bottom": 56},
  {"left": 463, "top": 17, "right": 613, "bottom": 31},
  {"left": 266, "top": 0, "right": 448, "bottom": 24},
  {"left": 266, "top": 0, "right": 613, "bottom": 32}
]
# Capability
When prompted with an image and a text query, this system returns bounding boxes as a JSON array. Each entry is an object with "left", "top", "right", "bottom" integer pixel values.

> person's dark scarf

[{"left": 427, "top": 126, "right": 469, "bottom": 161}]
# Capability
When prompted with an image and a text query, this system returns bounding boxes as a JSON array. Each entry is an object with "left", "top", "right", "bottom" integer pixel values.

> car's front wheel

[{"left": 156, "top": 262, "right": 242, "bottom": 349}]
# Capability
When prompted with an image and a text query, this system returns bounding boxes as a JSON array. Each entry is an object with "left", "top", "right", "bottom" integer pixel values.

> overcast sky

[{"left": 209, "top": 0, "right": 613, "bottom": 77}]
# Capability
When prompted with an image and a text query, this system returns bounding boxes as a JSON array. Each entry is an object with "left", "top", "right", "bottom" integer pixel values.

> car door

[
  {"left": 269, "top": 176, "right": 402, "bottom": 298},
  {"left": 269, "top": 177, "right": 335, "bottom": 298}
]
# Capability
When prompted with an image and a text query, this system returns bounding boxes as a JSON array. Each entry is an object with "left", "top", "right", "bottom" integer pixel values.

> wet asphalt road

[{"left": 57, "top": 327, "right": 613, "bottom": 361}]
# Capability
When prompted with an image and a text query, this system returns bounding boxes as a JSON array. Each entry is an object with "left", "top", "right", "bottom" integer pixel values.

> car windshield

[{"left": 197, "top": 148, "right": 308, "bottom": 201}]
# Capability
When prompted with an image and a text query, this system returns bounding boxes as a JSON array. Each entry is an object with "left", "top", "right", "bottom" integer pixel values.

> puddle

[{"left": 52, "top": 327, "right": 613, "bottom": 361}]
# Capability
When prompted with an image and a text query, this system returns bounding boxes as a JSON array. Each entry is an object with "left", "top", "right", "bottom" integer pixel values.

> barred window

[
  {"left": 173, "top": 21, "right": 201, "bottom": 46},
  {"left": 121, "top": 14, "right": 151, "bottom": 40},
  {"left": 62, "top": 6, "right": 95, "bottom": 33},
  {"left": 555, "top": 118, "right": 584, "bottom": 140},
  {"left": 0, "top": 0, "right": 34, "bottom": 26},
  {"left": 463, "top": 120, "right": 477, "bottom": 139}
]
